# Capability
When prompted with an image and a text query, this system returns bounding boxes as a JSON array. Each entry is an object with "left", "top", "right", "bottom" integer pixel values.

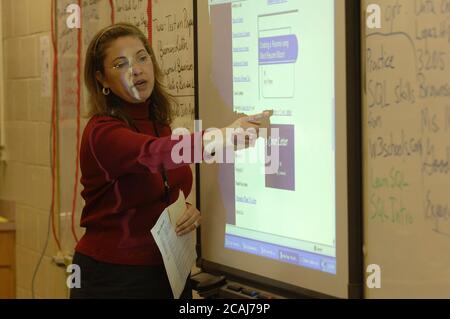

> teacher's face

[{"left": 96, "top": 36, "right": 155, "bottom": 103}]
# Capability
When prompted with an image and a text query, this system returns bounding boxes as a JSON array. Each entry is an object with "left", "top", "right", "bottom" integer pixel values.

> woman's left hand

[{"left": 176, "top": 203, "right": 201, "bottom": 236}]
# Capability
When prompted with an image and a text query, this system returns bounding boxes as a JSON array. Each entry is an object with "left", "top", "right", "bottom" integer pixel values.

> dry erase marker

[{"left": 246, "top": 110, "right": 274, "bottom": 122}]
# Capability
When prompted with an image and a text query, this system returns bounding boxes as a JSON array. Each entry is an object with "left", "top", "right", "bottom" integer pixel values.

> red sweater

[{"left": 76, "top": 100, "right": 202, "bottom": 265}]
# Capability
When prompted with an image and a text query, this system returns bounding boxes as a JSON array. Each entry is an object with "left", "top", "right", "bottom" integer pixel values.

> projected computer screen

[{"left": 197, "top": 0, "right": 350, "bottom": 298}]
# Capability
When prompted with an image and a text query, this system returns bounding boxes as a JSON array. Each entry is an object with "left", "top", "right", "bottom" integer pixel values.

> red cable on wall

[
  {"left": 110, "top": 0, "right": 115, "bottom": 24},
  {"left": 50, "top": 0, "right": 62, "bottom": 251},
  {"left": 70, "top": 0, "right": 83, "bottom": 244},
  {"left": 147, "top": 0, "right": 152, "bottom": 42}
]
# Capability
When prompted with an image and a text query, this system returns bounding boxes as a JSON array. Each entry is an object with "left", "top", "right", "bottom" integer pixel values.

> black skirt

[{"left": 69, "top": 252, "right": 192, "bottom": 299}]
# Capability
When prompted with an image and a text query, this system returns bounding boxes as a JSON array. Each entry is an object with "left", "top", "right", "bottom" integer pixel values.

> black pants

[{"left": 70, "top": 252, "right": 192, "bottom": 299}]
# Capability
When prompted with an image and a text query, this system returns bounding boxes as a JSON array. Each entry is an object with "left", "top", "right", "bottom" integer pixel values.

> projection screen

[{"left": 195, "top": 0, "right": 361, "bottom": 298}]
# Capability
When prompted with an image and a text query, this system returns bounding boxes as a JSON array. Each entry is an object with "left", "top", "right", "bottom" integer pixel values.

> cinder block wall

[{"left": 1, "top": 0, "right": 68, "bottom": 299}]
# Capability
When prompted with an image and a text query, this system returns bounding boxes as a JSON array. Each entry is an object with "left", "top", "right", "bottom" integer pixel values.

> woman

[{"left": 71, "top": 23, "right": 268, "bottom": 299}]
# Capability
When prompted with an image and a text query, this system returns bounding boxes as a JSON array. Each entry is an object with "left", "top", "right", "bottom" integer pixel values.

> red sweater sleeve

[{"left": 89, "top": 117, "right": 204, "bottom": 181}]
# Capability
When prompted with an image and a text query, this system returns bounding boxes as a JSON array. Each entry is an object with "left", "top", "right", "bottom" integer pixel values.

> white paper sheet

[{"left": 151, "top": 190, "right": 197, "bottom": 299}]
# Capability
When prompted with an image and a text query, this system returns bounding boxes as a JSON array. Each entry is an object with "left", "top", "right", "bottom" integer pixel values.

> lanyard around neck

[{"left": 132, "top": 120, "right": 171, "bottom": 206}]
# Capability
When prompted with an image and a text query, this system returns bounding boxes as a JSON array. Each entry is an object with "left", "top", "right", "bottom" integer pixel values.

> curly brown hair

[{"left": 84, "top": 23, "right": 173, "bottom": 126}]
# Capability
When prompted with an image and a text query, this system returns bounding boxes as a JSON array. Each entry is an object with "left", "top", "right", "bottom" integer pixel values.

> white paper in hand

[
  {"left": 150, "top": 190, "right": 197, "bottom": 299},
  {"left": 168, "top": 190, "right": 187, "bottom": 227}
]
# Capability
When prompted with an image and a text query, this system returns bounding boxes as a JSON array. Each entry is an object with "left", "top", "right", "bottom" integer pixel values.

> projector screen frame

[{"left": 193, "top": 0, "right": 362, "bottom": 299}]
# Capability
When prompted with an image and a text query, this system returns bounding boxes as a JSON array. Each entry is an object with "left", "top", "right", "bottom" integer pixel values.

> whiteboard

[{"left": 363, "top": 0, "right": 450, "bottom": 298}]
